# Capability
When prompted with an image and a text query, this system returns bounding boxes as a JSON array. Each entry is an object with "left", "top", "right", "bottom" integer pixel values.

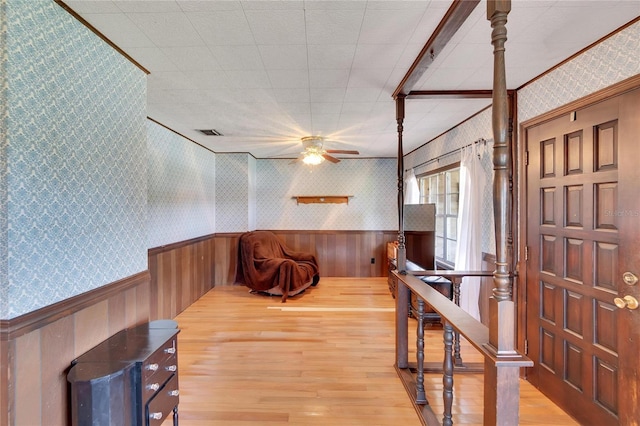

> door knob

[
  {"left": 623, "top": 272, "right": 639, "bottom": 286},
  {"left": 614, "top": 295, "right": 639, "bottom": 310}
]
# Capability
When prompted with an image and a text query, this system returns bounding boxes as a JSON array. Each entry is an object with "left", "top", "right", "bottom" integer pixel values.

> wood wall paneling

[
  {"left": 270, "top": 231, "right": 398, "bottom": 281},
  {"left": 148, "top": 234, "right": 218, "bottom": 320},
  {"left": 136, "top": 278, "right": 151, "bottom": 324},
  {"left": 124, "top": 286, "right": 139, "bottom": 328},
  {"left": 191, "top": 242, "right": 201, "bottom": 309},
  {"left": 148, "top": 250, "right": 160, "bottom": 320},
  {"left": 193, "top": 240, "right": 213, "bottom": 302},
  {"left": 73, "top": 300, "right": 110, "bottom": 357},
  {"left": 14, "top": 331, "right": 41, "bottom": 425},
  {"left": 40, "top": 316, "right": 75, "bottom": 426},
  {"left": 0, "top": 337, "right": 7, "bottom": 426},
  {"left": 178, "top": 247, "right": 187, "bottom": 313},
  {"left": 335, "top": 233, "right": 349, "bottom": 277},
  {"left": 108, "top": 290, "right": 127, "bottom": 336},
  {"left": 165, "top": 250, "right": 176, "bottom": 318},
  {"left": 1, "top": 272, "right": 150, "bottom": 426},
  {"left": 209, "top": 231, "right": 397, "bottom": 286},
  {"left": 213, "top": 234, "right": 241, "bottom": 286}
]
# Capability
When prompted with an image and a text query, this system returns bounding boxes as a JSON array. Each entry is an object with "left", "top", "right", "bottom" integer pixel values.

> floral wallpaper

[
  {"left": 1, "top": 0, "right": 9, "bottom": 317},
  {"left": 216, "top": 153, "right": 252, "bottom": 232},
  {"left": 2, "top": 0, "right": 147, "bottom": 318},
  {"left": 256, "top": 158, "right": 397, "bottom": 231},
  {"left": 147, "top": 121, "right": 216, "bottom": 248},
  {"left": 519, "top": 21, "right": 640, "bottom": 123},
  {"left": 248, "top": 155, "right": 257, "bottom": 230}
]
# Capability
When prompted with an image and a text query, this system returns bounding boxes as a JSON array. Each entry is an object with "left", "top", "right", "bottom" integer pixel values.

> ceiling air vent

[{"left": 198, "top": 129, "right": 223, "bottom": 136}]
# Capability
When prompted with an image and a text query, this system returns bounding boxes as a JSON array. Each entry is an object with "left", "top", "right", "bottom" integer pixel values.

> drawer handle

[
  {"left": 149, "top": 412, "right": 163, "bottom": 420},
  {"left": 168, "top": 389, "right": 179, "bottom": 397},
  {"left": 147, "top": 383, "right": 160, "bottom": 391},
  {"left": 165, "top": 347, "right": 176, "bottom": 354},
  {"left": 147, "top": 363, "right": 159, "bottom": 371},
  {"left": 165, "top": 365, "right": 177, "bottom": 372}
]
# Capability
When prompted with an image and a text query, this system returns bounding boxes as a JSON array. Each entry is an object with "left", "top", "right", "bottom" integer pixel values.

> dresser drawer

[
  {"left": 142, "top": 337, "right": 177, "bottom": 381},
  {"left": 142, "top": 339, "right": 178, "bottom": 402},
  {"left": 146, "top": 373, "right": 179, "bottom": 426}
]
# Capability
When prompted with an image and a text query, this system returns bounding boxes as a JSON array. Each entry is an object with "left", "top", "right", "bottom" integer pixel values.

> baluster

[
  {"left": 451, "top": 278, "right": 463, "bottom": 366},
  {"left": 443, "top": 322, "right": 454, "bottom": 426},
  {"left": 173, "top": 406, "right": 179, "bottom": 426},
  {"left": 416, "top": 298, "right": 427, "bottom": 404},
  {"left": 396, "top": 281, "right": 410, "bottom": 369}
]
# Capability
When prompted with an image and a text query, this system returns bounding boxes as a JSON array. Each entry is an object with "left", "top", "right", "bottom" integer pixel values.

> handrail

[
  {"left": 394, "top": 271, "right": 532, "bottom": 425},
  {"left": 409, "top": 269, "right": 494, "bottom": 367},
  {"left": 399, "top": 272, "right": 490, "bottom": 356},
  {"left": 406, "top": 269, "right": 494, "bottom": 278}
]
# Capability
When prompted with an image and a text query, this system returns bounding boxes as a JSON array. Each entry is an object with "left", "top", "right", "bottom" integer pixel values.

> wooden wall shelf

[{"left": 293, "top": 196, "right": 352, "bottom": 205}]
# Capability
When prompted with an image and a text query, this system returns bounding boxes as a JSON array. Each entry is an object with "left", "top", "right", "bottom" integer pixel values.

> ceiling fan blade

[
  {"left": 325, "top": 149, "right": 359, "bottom": 155},
  {"left": 289, "top": 157, "right": 301, "bottom": 164},
  {"left": 322, "top": 154, "right": 340, "bottom": 163}
]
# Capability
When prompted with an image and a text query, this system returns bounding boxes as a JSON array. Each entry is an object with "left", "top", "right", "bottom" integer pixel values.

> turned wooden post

[
  {"left": 396, "top": 278, "right": 409, "bottom": 369},
  {"left": 416, "top": 298, "right": 427, "bottom": 404},
  {"left": 451, "top": 277, "right": 463, "bottom": 366},
  {"left": 396, "top": 95, "right": 407, "bottom": 274},
  {"left": 395, "top": 94, "right": 409, "bottom": 369},
  {"left": 442, "top": 322, "right": 454, "bottom": 426},
  {"left": 485, "top": 1, "right": 522, "bottom": 424},
  {"left": 487, "top": 0, "right": 515, "bottom": 355}
]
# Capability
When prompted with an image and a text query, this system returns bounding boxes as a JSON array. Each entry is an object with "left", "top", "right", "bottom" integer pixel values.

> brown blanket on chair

[{"left": 235, "top": 231, "right": 320, "bottom": 302}]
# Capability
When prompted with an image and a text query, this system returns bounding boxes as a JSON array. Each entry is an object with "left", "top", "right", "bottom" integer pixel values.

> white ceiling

[{"left": 64, "top": 0, "right": 640, "bottom": 159}]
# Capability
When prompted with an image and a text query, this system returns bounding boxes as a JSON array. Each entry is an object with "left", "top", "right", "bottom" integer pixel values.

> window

[{"left": 418, "top": 166, "right": 460, "bottom": 267}]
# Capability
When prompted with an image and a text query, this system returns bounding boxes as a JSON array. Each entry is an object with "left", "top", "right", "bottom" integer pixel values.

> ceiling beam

[
  {"left": 392, "top": 0, "right": 481, "bottom": 99},
  {"left": 407, "top": 90, "right": 493, "bottom": 99}
]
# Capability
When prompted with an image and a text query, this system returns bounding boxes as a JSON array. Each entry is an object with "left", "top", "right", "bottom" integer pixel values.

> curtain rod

[{"left": 405, "top": 138, "right": 489, "bottom": 172}]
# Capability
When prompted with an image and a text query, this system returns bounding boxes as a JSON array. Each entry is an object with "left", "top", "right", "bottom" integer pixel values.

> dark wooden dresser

[{"left": 68, "top": 320, "right": 180, "bottom": 426}]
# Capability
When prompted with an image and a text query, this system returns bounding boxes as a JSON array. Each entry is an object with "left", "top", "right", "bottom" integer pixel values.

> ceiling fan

[{"left": 292, "top": 136, "right": 360, "bottom": 165}]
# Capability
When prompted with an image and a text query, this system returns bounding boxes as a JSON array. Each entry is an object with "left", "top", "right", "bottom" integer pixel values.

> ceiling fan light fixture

[
  {"left": 302, "top": 151, "right": 325, "bottom": 165},
  {"left": 300, "top": 136, "right": 326, "bottom": 165},
  {"left": 301, "top": 135, "right": 324, "bottom": 148}
]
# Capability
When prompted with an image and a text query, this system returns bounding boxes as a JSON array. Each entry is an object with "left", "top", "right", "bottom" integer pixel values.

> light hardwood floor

[{"left": 170, "top": 277, "right": 578, "bottom": 425}]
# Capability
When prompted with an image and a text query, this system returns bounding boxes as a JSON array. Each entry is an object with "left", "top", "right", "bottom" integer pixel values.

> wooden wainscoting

[
  {"left": 271, "top": 230, "right": 398, "bottom": 278},
  {"left": 210, "top": 230, "right": 399, "bottom": 286},
  {"left": 148, "top": 234, "right": 222, "bottom": 320},
  {"left": 0, "top": 272, "right": 150, "bottom": 426},
  {"left": 0, "top": 335, "right": 6, "bottom": 426},
  {"left": 148, "top": 230, "right": 399, "bottom": 312},
  {"left": 213, "top": 233, "right": 242, "bottom": 286}
]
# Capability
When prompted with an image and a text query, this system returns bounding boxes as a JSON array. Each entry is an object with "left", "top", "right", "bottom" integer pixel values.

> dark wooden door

[{"left": 526, "top": 87, "right": 640, "bottom": 425}]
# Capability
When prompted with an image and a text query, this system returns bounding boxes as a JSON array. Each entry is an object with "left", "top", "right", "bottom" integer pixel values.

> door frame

[{"left": 517, "top": 74, "right": 640, "bottom": 376}]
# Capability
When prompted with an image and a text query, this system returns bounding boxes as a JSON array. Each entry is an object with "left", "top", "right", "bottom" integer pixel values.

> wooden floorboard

[{"left": 168, "top": 277, "right": 579, "bottom": 425}]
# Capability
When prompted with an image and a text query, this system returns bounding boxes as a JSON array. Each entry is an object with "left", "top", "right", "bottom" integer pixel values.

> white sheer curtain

[
  {"left": 455, "top": 142, "right": 489, "bottom": 321},
  {"left": 404, "top": 169, "right": 420, "bottom": 205}
]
